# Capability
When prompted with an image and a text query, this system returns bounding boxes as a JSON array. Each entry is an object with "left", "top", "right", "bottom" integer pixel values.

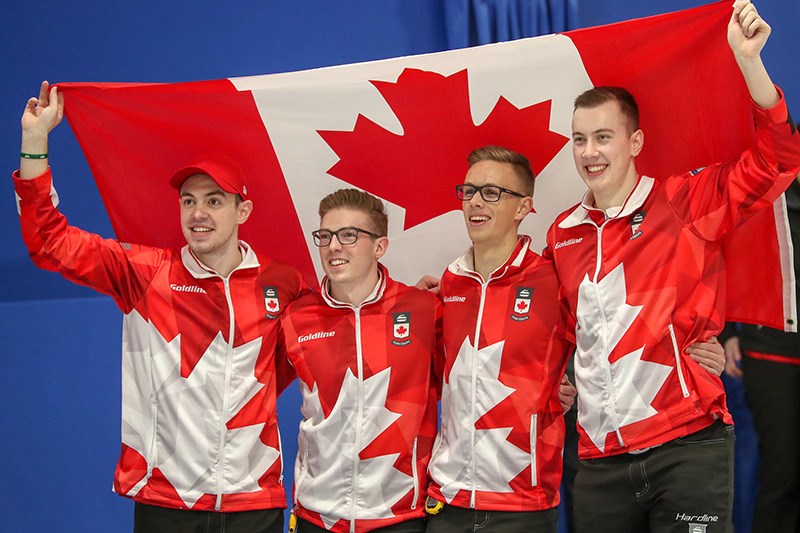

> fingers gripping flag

[{"left": 58, "top": 1, "right": 795, "bottom": 331}]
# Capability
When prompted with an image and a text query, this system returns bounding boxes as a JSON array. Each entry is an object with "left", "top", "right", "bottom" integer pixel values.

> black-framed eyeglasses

[
  {"left": 456, "top": 184, "right": 526, "bottom": 203},
  {"left": 311, "top": 226, "right": 382, "bottom": 247}
]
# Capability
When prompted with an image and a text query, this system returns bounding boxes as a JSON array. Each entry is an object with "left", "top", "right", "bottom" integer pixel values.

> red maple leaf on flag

[
  {"left": 267, "top": 300, "right": 277, "bottom": 309},
  {"left": 319, "top": 68, "right": 569, "bottom": 229},
  {"left": 516, "top": 301, "right": 528, "bottom": 311},
  {"left": 396, "top": 325, "right": 408, "bottom": 336}
]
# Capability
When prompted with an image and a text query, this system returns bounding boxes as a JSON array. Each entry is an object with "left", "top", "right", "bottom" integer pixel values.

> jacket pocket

[
  {"left": 411, "top": 437, "right": 419, "bottom": 509},
  {"left": 668, "top": 324, "right": 690, "bottom": 398},
  {"left": 530, "top": 414, "right": 538, "bottom": 487}
]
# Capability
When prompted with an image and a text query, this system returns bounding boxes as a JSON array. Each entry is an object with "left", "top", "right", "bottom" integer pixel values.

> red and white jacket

[
  {"left": 545, "top": 93, "right": 800, "bottom": 459},
  {"left": 427, "top": 237, "right": 571, "bottom": 511},
  {"left": 280, "top": 265, "right": 439, "bottom": 533},
  {"left": 15, "top": 168, "right": 308, "bottom": 512}
]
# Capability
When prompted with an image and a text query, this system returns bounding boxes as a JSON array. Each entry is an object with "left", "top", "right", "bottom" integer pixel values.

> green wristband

[{"left": 21, "top": 152, "right": 48, "bottom": 160}]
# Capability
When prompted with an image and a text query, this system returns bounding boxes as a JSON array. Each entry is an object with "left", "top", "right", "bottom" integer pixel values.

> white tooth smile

[
  {"left": 192, "top": 227, "right": 212, "bottom": 233},
  {"left": 587, "top": 165, "right": 606, "bottom": 173},
  {"left": 330, "top": 259, "right": 348, "bottom": 266},
  {"left": 470, "top": 215, "right": 490, "bottom": 222}
]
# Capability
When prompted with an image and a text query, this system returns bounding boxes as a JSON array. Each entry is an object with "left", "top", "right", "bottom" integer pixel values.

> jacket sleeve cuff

[
  {"left": 13, "top": 167, "right": 53, "bottom": 191},
  {"left": 752, "top": 85, "right": 790, "bottom": 126}
]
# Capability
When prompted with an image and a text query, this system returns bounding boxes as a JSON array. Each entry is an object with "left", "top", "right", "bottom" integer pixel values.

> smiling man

[
  {"left": 279, "top": 189, "right": 439, "bottom": 533},
  {"left": 545, "top": 2, "right": 800, "bottom": 531},
  {"left": 425, "top": 146, "right": 572, "bottom": 533},
  {"left": 15, "top": 82, "right": 308, "bottom": 532}
]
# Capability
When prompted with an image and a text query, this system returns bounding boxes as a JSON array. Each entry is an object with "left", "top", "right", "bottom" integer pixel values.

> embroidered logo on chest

[
  {"left": 630, "top": 210, "right": 646, "bottom": 240},
  {"left": 510, "top": 287, "right": 533, "bottom": 321},
  {"left": 263, "top": 286, "right": 280, "bottom": 319},
  {"left": 391, "top": 312, "right": 412, "bottom": 346}
]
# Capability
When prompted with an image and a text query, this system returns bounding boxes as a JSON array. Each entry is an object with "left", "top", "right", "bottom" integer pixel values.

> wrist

[
  {"left": 733, "top": 53, "right": 764, "bottom": 69},
  {"left": 21, "top": 131, "right": 49, "bottom": 154}
]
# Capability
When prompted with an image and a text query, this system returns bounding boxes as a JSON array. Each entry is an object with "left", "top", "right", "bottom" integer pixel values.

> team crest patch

[
  {"left": 630, "top": 210, "right": 645, "bottom": 240},
  {"left": 689, "top": 525, "right": 707, "bottom": 533},
  {"left": 263, "top": 287, "right": 280, "bottom": 319},
  {"left": 392, "top": 312, "right": 412, "bottom": 346},
  {"left": 511, "top": 287, "right": 533, "bottom": 321}
]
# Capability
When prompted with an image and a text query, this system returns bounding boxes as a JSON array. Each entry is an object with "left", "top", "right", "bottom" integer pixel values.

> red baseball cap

[{"left": 169, "top": 153, "right": 249, "bottom": 200}]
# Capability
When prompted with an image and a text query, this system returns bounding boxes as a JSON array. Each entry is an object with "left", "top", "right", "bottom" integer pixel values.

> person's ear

[
  {"left": 237, "top": 200, "right": 253, "bottom": 224},
  {"left": 374, "top": 236, "right": 389, "bottom": 260},
  {"left": 630, "top": 129, "right": 644, "bottom": 157}
]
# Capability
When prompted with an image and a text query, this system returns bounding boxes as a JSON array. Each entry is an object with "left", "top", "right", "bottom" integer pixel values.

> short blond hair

[
  {"left": 467, "top": 145, "right": 535, "bottom": 196},
  {"left": 318, "top": 189, "right": 388, "bottom": 236}
]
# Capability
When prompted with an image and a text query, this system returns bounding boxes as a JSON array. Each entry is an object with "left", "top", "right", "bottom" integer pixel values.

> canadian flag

[{"left": 58, "top": 0, "right": 795, "bottom": 331}]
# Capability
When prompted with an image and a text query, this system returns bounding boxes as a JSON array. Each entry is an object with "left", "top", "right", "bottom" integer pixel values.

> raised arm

[
  {"left": 729, "top": 0, "right": 779, "bottom": 109},
  {"left": 20, "top": 81, "right": 63, "bottom": 179}
]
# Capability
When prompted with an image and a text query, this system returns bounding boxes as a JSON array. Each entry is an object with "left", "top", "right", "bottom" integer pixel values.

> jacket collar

[
  {"left": 448, "top": 235, "right": 531, "bottom": 282},
  {"left": 559, "top": 176, "right": 655, "bottom": 229},
  {"left": 180, "top": 241, "right": 260, "bottom": 279}
]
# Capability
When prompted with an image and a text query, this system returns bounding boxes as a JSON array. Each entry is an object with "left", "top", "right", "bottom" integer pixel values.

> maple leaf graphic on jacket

[
  {"left": 319, "top": 68, "right": 568, "bottom": 229},
  {"left": 574, "top": 264, "right": 671, "bottom": 453},
  {"left": 120, "top": 311, "right": 279, "bottom": 507},
  {"left": 430, "top": 338, "right": 530, "bottom": 503},
  {"left": 295, "top": 367, "right": 410, "bottom": 527}
]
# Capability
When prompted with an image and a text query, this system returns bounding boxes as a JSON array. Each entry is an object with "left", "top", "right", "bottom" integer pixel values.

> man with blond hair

[{"left": 280, "top": 188, "right": 439, "bottom": 533}]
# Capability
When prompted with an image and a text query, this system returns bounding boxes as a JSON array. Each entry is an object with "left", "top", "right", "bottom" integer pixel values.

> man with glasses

[
  {"left": 15, "top": 82, "right": 308, "bottom": 532},
  {"left": 423, "top": 146, "right": 571, "bottom": 532},
  {"left": 424, "top": 146, "right": 726, "bottom": 533},
  {"left": 280, "top": 189, "right": 440, "bottom": 533}
]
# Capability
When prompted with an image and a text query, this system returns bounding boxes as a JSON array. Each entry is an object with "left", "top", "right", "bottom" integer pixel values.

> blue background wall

[{"left": 2, "top": 1, "right": 797, "bottom": 531}]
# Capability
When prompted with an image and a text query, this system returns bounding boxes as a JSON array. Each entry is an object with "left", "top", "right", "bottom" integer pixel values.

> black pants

[
  {"left": 294, "top": 516, "right": 426, "bottom": 532},
  {"left": 742, "top": 355, "right": 800, "bottom": 532},
  {"left": 425, "top": 504, "right": 558, "bottom": 533},
  {"left": 133, "top": 503, "right": 283, "bottom": 533},
  {"left": 573, "top": 420, "right": 734, "bottom": 533}
]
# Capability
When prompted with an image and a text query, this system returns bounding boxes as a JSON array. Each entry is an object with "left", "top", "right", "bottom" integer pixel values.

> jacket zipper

[
  {"left": 348, "top": 308, "right": 365, "bottom": 533},
  {"left": 469, "top": 281, "right": 490, "bottom": 509},
  {"left": 592, "top": 222, "right": 625, "bottom": 447},
  {"left": 214, "top": 276, "right": 237, "bottom": 511},
  {"left": 145, "top": 312, "right": 160, "bottom": 483}
]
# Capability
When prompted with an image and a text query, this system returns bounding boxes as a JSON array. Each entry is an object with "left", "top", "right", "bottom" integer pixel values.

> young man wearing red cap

[{"left": 15, "top": 81, "right": 308, "bottom": 532}]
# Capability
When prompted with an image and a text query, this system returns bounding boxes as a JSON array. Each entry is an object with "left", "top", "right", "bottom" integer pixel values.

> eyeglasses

[
  {"left": 311, "top": 226, "right": 381, "bottom": 247},
  {"left": 455, "top": 184, "right": 526, "bottom": 203}
]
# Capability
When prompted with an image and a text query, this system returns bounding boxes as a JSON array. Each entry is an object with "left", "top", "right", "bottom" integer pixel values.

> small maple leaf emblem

[
  {"left": 392, "top": 312, "right": 411, "bottom": 343},
  {"left": 512, "top": 287, "right": 533, "bottom": 318},
  {"left": 319, "top": 68, "right": 568, "bottom": 229},
  {"left": 263, "top": 287, "right": 280, "bottom": 315}
]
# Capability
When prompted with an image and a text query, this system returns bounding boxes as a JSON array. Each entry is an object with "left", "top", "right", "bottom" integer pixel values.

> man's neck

[
  {"left": 594, "top": 170, "right": 639, "bottom": 211},
  {"left": 329, "top": 268, "right": 381, "bottom": 307},
  {"left": 472, "top": 233, "right": 519, "bottom": 281},
  {"left": 194, "top": 244, "right": 244, "bottom": 278}
]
